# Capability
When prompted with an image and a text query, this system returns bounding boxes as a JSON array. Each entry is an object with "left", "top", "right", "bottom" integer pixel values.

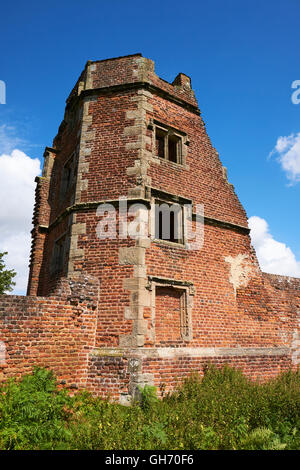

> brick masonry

[{"left": 1, "top": 54, "right": 300, "bottom": 400}]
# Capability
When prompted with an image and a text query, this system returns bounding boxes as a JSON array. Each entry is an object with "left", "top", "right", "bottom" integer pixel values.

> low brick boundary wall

[{"left": 0, "top": 275, "right": 99, "bottom": 388}]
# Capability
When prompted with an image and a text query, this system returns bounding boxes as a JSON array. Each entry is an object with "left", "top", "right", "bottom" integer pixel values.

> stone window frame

[
  {"left": 148, "top": 119, "right": 189, "bottom": 168},
  {"left": 149, "top": 188, "right": 192, "bottom": 248},
  {"left": 153, "top": 198, "right": 184, "bottom": 245},
  {"left": 146, "top": 276, "right": 194, "bottom": 342},
  {"left": 50, "top": 231, "right": 69, "bottom": 275}
]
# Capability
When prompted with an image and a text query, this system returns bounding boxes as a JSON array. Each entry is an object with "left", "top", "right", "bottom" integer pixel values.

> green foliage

[
  {"left": 0, "top": 252, "right": 16, "bottom": 294},
  {"left": 1, "top": 364, "right": 300, "bottom": 450},
  {"left": 238, "top": 428, "right": 287, "bottom": 450},
  {"left": 0, "top": 368, "right": 71, "bottom": 449},
  {"left": 138, "top": 384, "right": 159, "bottom": 411}
]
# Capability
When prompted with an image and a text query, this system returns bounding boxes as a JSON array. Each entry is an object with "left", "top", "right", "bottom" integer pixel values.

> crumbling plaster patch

[{"left": 225, "top": 253, "right": 257, "bottom": 295}]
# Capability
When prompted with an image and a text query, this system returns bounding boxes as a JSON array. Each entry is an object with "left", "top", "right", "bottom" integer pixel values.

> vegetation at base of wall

[{"left": 1, "top": 365, "right": 300, "bottom": 450}]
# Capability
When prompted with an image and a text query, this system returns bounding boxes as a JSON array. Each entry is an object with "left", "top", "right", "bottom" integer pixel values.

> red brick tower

[{"left": 26, "top": 54, "right": 300, "bottom": 401}]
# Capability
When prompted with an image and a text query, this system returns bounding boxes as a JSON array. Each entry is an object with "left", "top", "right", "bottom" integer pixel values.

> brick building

[{"left": 1, "top": 54, "right": 300, "bottom": 402}]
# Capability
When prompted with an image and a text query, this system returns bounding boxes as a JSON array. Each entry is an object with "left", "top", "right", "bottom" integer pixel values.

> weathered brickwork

[
  {"left": 0, "top": 54, "right": 300, "bottom": 400},
  {"left": 155, "top": 287, "right": 183, "bottom": 344},
  {"left": 0, "top": 275, "right": 100, "bottom": 387}
]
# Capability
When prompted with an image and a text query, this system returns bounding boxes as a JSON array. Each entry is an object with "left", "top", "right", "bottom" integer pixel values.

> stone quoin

[{"left": 0, "top": 54, "right": 300, "bottom": 402}]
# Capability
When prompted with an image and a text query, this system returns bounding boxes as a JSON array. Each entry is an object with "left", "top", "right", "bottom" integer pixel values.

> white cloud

[
  {"left": 249, "top": 216, "right": 300, "bottom": 278},
  {"left": 270, "top": 132, "right": 300, "bottom": 184},
  {"left": 0, "top": 149, "right": 41, "bottom": 294}
]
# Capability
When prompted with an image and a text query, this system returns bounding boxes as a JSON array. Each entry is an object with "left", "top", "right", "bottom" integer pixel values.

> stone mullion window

[
  {"left": 149, "top": 189, "right": 192, "bottom": 247},
  {"left": 152, "top": 121, "right": 187, "bottom": 165},
  {"left": 151, "top": 198, "right": 185, "bottom": 245}
]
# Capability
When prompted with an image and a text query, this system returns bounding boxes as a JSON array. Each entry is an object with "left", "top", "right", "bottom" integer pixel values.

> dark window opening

[
  {"left": 169, "top": 211, "right": 176, "bottom": 242},
  {"left": 60, "top": 154, "right": 75, "bottom": 200},
  {"left": 168, "top": 135, "right": 180, "bottom": 163},
  {"left": 155, "top": 202, "right": 183, "bottom": 244},
  {"left": 155, "top": 128, "right": 166, "bottom": 159},
  {"left": 51, "top": 235, "right": 67, "bottom": 274},
  {"left": 64, "top": 166, "right": 72, "bottom": 188},
  {"left": 157, "top": 210, "right": 163, "bottom": 240}
]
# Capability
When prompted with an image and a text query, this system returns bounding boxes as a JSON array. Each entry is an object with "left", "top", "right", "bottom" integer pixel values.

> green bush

[
  {"left": 0, "top": 367, "right": 72, "bottom": 449},
  {"left": 1, "top": 364, "right": 300, "bottom": 450}
]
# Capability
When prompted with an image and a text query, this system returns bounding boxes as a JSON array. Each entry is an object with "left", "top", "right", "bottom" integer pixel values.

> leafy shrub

[
  {"left": 0, "top": 367, "right": 71, "bottom": 449},
  {"left": 1, "top": 365, "right": 300, "bottom": 450},
  {"left": 138, "top": 384, "right": 159, "bottom": 411},
  {"left": 239, "top": 428, "right": 287, "bottom": 450}
]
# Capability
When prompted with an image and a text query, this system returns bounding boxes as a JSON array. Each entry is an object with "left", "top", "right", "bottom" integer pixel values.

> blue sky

[{"left": 0, "top": 0, "right": 299, "bottom": 292}]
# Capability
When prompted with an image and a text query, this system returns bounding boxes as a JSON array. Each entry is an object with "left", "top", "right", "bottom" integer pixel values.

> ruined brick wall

[
  {"left": 27, "top": 175, "right": 51, "bottom": 296},
  {"left": 0, "top": 276, "right": 99, "bottom": 388}
]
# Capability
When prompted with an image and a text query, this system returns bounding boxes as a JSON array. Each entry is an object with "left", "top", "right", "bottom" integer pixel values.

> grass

[{"left": 1, "top": 365, "right": 300, "bottom": 450}]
